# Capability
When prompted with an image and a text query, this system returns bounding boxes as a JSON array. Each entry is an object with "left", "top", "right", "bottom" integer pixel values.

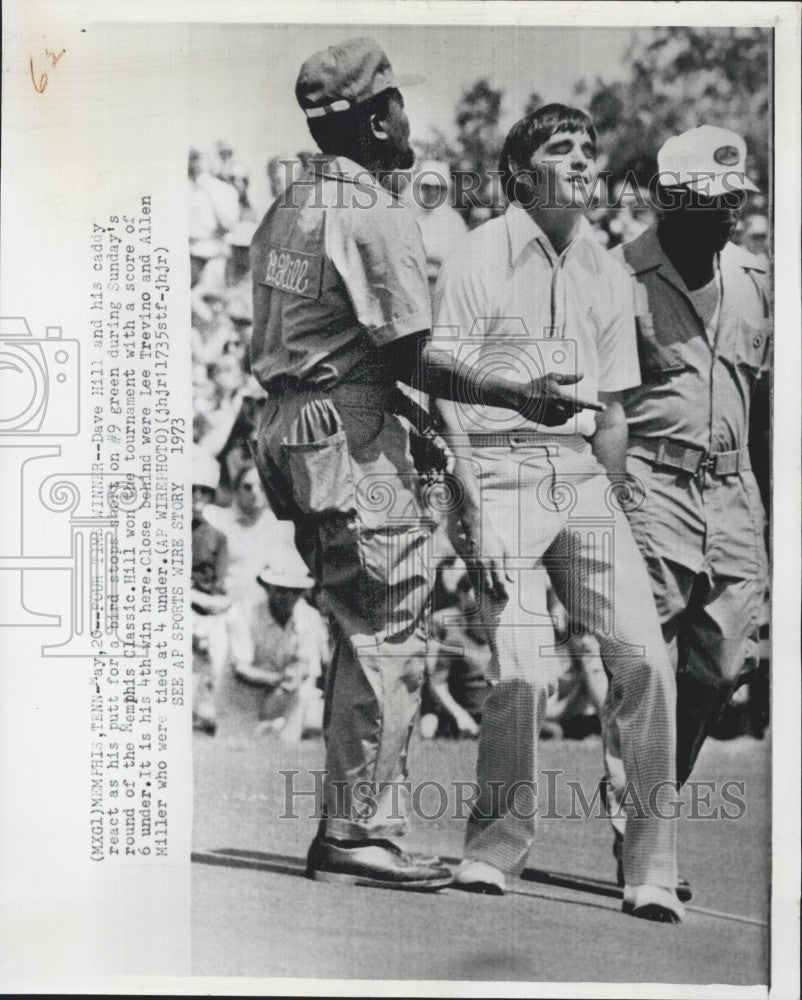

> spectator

[
  {"left": 543, "top": 590, "right": 608, "bottom": 740},
  {"left": 215, "top": 375, "right": 267, "bottom": 494},
  {"left": 188, "top": 146, "right": 239, "bottom": 286},
  {"left": 228, "top": 162, "right": 259, "bottom": 222},
  {"left": 205, "top": 465, "right": 294, "bottom": 676},
  {"left": 420, "top": 573, "right": 492, "bottom": 739},
  {"left": 266, "top": 151, "right": 316, "bottom": 200},
  {"left": 224, "top": 221, "right": 257, "bottom": 333},
  {"left": 211, "top": 140, "right": 235, "bottom": 181},
  {"left": 405, "top": 160, "right": 468, "bottom": 297},
  {"left": 191, "top": 448, "right": 231, "bottom": 735},
  {"left": 189, "top": 237, "right": 227, "bottom": 292},
  {"left": 195, "top": 353, "right": 249, "bottom": 460},
  {"left": 192, "top": 286, "right": 236, "bottom": 368},
  {"left": 238, "top": 553, "right": 331, "bottom": 743},
  {"left": 742, "top": 213, "right": 769, "bottom": 266}
]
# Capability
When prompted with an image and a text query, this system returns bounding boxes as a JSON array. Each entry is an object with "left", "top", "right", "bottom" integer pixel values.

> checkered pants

[{"left": 462, "top": 437, "right": 678, "bottom": 888}]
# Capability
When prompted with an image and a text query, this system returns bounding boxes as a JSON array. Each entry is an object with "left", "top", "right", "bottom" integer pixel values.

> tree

[
  {"left": 578, "top": 27, "right": 771, "bottom": 195},
  {"left": 523, "top": 91, "right": 545, "bottom": 118},
  {"left": 449, "top": 79, "right": 506, "bottom": 225}
]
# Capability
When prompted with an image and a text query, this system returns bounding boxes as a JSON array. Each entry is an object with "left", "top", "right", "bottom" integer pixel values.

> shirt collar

[
  {"left": 313, "top": 154, "right": 384, "bottom": 189},
  {"left": 505, "top": 202, "right": 594, "bottom": 266},
  {"left": 623, "top": 224, "right": 668, "bottom": 275},
  {"left": 626, "top": 223, "right": 742, "bottom": 298}
]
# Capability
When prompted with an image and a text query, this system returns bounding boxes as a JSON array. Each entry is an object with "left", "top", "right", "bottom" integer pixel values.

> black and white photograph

[{"left": 0, "top": 2, "right": 799, "bottom": 995}]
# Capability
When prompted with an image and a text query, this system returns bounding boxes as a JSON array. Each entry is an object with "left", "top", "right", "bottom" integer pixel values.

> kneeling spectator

[
  {"left": 420, "top": 574, "right": 493, "bottom": 739},
  {"left": 237, "top": 549, "right": 329, "bottom": 742},
  {"left": 191, "top": 449, "right": 231, "bottom": 735}
]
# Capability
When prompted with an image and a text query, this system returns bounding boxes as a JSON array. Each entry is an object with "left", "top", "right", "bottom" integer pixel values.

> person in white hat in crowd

[
  {"left": 191, "top": 448, "right": 232, "bottom": 735},
  {"left": 405, "top": 159, "right": 468, "bottom": 298},
  {"left": 250, "top": 38, "right": 587, "bottom": 891},
  {"left": 606, "top": 125, "right": 770, "bottom": 897},
  {"left": 240, "top": 550, "right": 331, "bottom": 743}
]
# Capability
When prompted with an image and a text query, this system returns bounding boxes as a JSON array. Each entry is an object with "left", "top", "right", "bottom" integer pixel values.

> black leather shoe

[
  {"left": 613, "top": 830, "right": 692, "bottom": 902},
  {"left": 305, "top": 837, "right": 453, "bottom": 891}
]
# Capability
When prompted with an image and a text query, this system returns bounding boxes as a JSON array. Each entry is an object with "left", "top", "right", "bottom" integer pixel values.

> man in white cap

[
  {"left": 250, "top": 38, "right": 590, "bottom": 891},
  {"left": 241, "top": 550, "right": 329, "bottom": 743},
  {"left": 607, "top": 125, "right": 770, "bottom": 895}
]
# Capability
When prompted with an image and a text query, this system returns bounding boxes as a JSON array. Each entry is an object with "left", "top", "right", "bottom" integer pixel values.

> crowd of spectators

[{"left": 190, "top": 140, "right": 768, "bottom": 743}]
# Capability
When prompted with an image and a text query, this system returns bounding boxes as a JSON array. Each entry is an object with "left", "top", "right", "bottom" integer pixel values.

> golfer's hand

[{"left": 522, "top": 372, "right": 605, "bottom": 427}]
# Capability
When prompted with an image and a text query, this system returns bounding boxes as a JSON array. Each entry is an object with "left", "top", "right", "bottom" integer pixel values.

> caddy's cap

[
  {"left": 295, "top": 36, "right": 423, "bottom": 119},
  {"left": 657, "top": 125, "right": 759, "bottom": 197}
]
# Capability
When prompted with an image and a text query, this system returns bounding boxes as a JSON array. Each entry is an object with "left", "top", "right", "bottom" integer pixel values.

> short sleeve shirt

[
  {"left": 250, "top": 596, "right": 325, "bottom": 690},
  {"left": 204, "top": 504, "right": 288, "bottom": 614},
  {"left": 616, "top": 226, "right": 771, "bottom": 452},
  {"left": 433, "top": 203, "right": 640, "bottom": 437},
  {"left": 250, "top": 156, "right": 431, "bottom": 392}
]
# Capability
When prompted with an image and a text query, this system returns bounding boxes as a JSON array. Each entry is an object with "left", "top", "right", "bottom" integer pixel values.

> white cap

[
  {"left": 257, "top": 538, "right": 315, "bottom": 591},
  {"left": 657, "top": 125, "right": 759, "bottom": 197}
]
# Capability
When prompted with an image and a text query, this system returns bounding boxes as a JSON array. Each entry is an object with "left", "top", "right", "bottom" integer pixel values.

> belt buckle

[{"left": 696, "top": 453, "right": 716, "bottom": 480}]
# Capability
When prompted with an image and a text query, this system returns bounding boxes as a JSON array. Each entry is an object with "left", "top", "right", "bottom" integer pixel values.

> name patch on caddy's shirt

[{"left": 262, "top": 244, "right": 323, "bottom": 300}]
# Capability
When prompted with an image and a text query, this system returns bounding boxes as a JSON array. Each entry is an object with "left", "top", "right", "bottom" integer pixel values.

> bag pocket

[
  {"left": 636, "top": 313, "right": 686, "bottom": 378},
  {"left": 283, "top": 402, "right": 356, "bottom": 515}
]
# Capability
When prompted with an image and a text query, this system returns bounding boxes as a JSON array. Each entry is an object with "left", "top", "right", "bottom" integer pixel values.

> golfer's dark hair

[
  {"left": 499, "top": 103, "right": 596, "bottom": 204},
  {"left": 307, "top": 87, "right": 402, "bottom": 161}
]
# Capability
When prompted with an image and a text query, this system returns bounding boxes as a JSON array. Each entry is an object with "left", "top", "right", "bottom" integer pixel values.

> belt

[
  {"left": 466, "top": 431, "right": 588, "bottom": 452},
  {"left": 629, "top": 436, "right": 750, "bottom": 477},
  {"left": 266, "top": 379, "right": 395, "bottom": 408}
]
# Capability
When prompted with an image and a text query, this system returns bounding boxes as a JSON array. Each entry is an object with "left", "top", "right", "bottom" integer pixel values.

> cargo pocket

[
  {"left": 282, "top": 400, "right": 356, "bottom": 515},
  {"left": 636, "top": 313, "right": 686, "bottom": 379}
]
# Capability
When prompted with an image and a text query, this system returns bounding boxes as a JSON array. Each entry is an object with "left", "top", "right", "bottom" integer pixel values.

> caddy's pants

[
  {"left": 621, "top": 454, "right": 768, "bottom": 785},
  {"left": 254, "top": 385, "right": 434, "bottom": 840}
]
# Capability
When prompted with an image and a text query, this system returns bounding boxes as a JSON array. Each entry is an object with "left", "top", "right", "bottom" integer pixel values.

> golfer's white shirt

[{"left": 433, "top": 203, "right": 641, "bottom": 437}]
